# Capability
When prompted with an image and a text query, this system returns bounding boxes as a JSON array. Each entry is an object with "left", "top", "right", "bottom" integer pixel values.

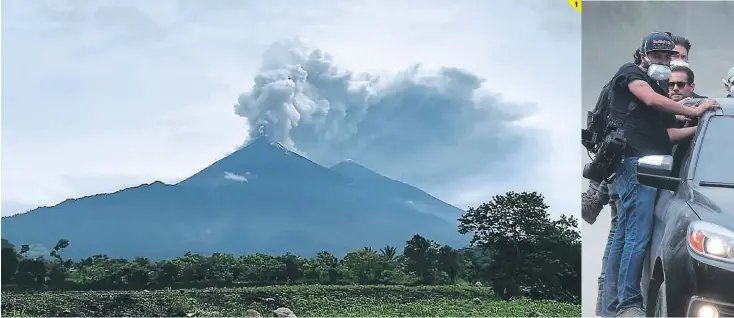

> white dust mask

[
  {"left": 671, "top": 59, "right": 690, "bottom": 68},
  {"left": 646, "top": 57, "right": 672, "bottom": 81}
]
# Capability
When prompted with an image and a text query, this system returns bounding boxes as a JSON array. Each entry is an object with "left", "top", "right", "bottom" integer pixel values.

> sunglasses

[{"left": 668, "top": 81, "right": 689, "bottom": 88}]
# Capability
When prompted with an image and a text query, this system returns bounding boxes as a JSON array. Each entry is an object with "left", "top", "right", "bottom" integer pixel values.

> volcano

[{"left": 1, "top": 137, "right": 467, "bottom": 260}]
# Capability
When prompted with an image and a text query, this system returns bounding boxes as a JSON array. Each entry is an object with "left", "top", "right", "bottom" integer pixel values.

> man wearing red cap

[{"left": 599, "top": 32, "right": 720, "bottom": 317}]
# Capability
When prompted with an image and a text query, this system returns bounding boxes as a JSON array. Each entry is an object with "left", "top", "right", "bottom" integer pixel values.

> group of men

[{"left": 585, "top": 32, "right": 733, "bottom": 317}]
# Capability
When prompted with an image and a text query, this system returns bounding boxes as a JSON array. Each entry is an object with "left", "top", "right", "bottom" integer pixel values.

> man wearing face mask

[
  {"left": 669, "top": 35, "right": 707, "bottom": 99},
  {"left": 599, "top": 32, "right": 720, "bottom": 318},
  {"left": 671, "top": 35, "right": 690, "bottom": 63},
  {"left": 593, "top": 36, "right": 692, "bottom": 315}
]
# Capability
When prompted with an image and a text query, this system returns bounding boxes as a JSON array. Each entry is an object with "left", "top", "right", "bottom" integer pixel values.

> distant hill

[{"left": 1, "top": 137, "right": 467, "bottom": 260}]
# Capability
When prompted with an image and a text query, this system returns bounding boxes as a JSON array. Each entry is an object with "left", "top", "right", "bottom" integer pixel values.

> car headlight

[{"left": 688, "top": 221, "right": 734, "bottom": 262}]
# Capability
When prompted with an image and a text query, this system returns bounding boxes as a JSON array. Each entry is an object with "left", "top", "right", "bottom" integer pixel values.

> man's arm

[
  {"left": 668, "top": 126, "right": 697, "bottom": 142},
  {"left": 628, "top": 80, "right": 697, "bottom": 117}
]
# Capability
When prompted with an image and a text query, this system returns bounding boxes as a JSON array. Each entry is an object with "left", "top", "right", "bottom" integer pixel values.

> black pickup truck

[{"left": 637, "top": 98, "right": 734, "bottom": 317}]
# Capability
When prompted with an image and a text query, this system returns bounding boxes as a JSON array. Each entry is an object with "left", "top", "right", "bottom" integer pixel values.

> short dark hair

[
  {"left": 671, "top": 35, "right": 691, "bottom": 53},
  {"left": 671, "top": 65, "right": 695, "bottom": 83}
]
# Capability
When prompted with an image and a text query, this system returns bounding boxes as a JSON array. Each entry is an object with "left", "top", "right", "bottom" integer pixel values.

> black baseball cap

[{"left": 640, "top": 32, "right": 678, "bottom": 55}]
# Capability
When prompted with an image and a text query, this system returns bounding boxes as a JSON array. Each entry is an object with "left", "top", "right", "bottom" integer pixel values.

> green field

[{"left": 1, "top": 285, "right": 579, "bottom": 317}]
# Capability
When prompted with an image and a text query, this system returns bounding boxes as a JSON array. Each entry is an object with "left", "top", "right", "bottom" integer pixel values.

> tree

[
  {"left": 47, "top": 239, "right": 71, "bottom": 290},
  {"left": 459, "top": 247, "right": 492, "bottom": 285},
  {"left": 304, "top": 251, "right": 340, "bottom": 283},
  {"left": 527, "top": 214, "right": 582, "bottom": 302},
  {"left": 49, "top": 239, "right": 70, "bottom": 261},
  {"left": 342, "top": 249, "right": 386, "bottom": 284},
  {"left": 403, "top": 234, "right": 440, "bottom": 284},
  {"left": 207, "top": 253, "right": 237, "bottom": 282},
  {"left": 435, "top": 245, "right": 461, "bottom": 283},
  {"left": 379, "top": 245, "right": 398, "bottom": 262},
  {"left": 458, "top": 191, "right": 580, "bottom": 301},
  {"left": 155, "top": 259, "right": 180, "bottom": 287},
  {"left": 16, "top": 257, "right": 47, "bottom": 288},
  {"left": 277, "top": 253, "right": 305, "bottom": 282},
  {"left": 126, "top": 257, "right": 154, "bottom": 289},
  {"left": 1, "top": 239, "right": 19, "bottom": 284}
]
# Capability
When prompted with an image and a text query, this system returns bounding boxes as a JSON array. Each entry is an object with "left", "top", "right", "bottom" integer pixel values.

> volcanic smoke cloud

[{"left": 234, "top": 40, "right": 536, "bottom": 188}]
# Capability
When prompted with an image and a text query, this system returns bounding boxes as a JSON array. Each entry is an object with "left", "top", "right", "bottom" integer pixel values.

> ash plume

[{"left": 234, "top": 39, "right": 537, "bottom": 187}]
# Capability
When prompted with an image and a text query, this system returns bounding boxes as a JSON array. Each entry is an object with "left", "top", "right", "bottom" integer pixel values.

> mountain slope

[
  {"left": 1, "top": 137, "right": 468, "bottom": 260},
  {"left": 330, "top": 160, "right": 463, "bottom": 222}
]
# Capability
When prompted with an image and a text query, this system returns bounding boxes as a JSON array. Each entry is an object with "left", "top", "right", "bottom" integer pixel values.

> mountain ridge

[
  {"left": 1, "top": 136, "right": 468, "bottom": 259},
  {"left": 1, "top": 181, "right": 171, "bottom": 220}
]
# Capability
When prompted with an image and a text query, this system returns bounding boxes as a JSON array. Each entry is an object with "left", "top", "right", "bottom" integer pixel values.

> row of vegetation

[
  {"left": 2, "top": 192, "right": 581, "bottom": 304},
  {"left": 1, "top": 285, "right": 580, "bottom": 317}
]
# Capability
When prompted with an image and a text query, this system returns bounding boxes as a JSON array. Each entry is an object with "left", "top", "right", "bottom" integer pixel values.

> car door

[
  {"left": 652, "top": 190, "right": 675, "bottom": 248},
  {"left": 646, "top": 139, "right": 696, "bottom": 276},
  {"left": 642, "top": 188, "right": 675, "bottom": 302}
]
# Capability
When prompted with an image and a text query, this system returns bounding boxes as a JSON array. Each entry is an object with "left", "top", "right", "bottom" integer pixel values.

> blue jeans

[
  {"left": 597, "top": 181, "right": 619, "bottom": 315},
  {"left": 601, "top": 157, "right": 656, "bottom": 316}
]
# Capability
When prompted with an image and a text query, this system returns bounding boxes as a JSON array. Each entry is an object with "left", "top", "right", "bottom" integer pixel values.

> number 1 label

[{"left": 568, "top": 0, "right": 582, "bottom": 13}]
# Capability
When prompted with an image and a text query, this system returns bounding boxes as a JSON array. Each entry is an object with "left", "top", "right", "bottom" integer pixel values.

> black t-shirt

[
  {"left": 692, "top": 92, "right": 707, "bottom": 99},
  {"left": 608, "top": 63, "right": 677, "bottom": 157}
]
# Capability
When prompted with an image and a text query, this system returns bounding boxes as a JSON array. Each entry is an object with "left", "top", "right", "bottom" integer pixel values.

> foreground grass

[{"left": 1, "top": 285, "right": 580, "bottom": 317}]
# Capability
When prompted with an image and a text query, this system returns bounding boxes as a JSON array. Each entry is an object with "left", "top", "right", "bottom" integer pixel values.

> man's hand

[
  {"left": 692, "top": 99, "right": 721, "bottom": 117},
  {"left": 676, "top": 98, "right": 693, "bottom": 123},
  {"left": 675, "top": 114, "right": 690, "bottom": 123}
]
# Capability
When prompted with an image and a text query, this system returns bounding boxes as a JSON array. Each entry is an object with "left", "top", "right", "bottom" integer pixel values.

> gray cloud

[{"left": 234, "top": 40, "right": 537, "bottom": 188}]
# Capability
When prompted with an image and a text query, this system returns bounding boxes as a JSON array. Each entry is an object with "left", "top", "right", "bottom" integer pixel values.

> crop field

[{"left": 1, "top": 285, "right": 580, "bottom": 317}]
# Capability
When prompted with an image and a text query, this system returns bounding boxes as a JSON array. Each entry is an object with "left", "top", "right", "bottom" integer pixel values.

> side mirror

[{"left": 636, "top": 155, "right": 680, "bottom": 191}]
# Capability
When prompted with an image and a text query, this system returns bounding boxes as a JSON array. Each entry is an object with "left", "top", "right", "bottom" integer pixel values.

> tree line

[{"left": 0, "top": 191, "right": 580, "bottom": 303}]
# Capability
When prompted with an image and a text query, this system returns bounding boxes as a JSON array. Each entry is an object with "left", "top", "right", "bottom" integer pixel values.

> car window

[{"left": 694, "top": 116, "right": 734, "bottom": 183}]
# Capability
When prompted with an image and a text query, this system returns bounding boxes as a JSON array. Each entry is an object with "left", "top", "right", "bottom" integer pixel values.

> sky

[
  {"left": 1, "top": 0, "right": 581, "bottom": 222},
  {"left": 580, "top": 1, "right": 734, "bottom": 316}
]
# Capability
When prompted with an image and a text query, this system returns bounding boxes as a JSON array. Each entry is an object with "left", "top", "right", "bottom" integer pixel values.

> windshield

[{"left": 694, "top": 116, "right": 734, "bottom": 185}]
